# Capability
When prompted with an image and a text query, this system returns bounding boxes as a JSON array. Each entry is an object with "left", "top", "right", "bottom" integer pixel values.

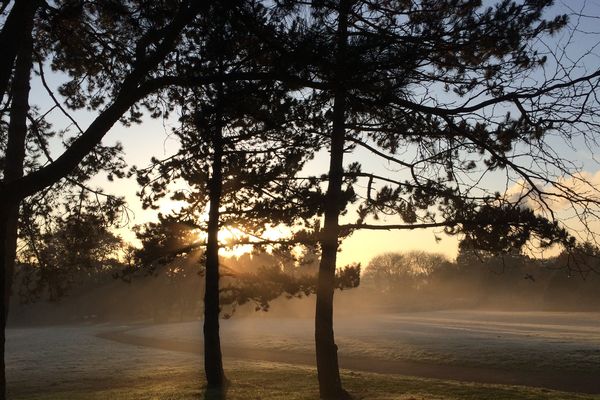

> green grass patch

[{"left": 10, "top": 360, "right": 600, "bottom": 400}]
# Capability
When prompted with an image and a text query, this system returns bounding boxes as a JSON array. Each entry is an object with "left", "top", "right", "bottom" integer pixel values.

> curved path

[{"left": 97, "top": 327, "right": 600, "bottom": 395}]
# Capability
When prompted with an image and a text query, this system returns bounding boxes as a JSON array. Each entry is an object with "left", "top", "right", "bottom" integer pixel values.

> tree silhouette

[
  {"left": 275, "top": 1, "right": 600, "bottom": 397},
  {"left": 19, "top": 212, "right": 123, "bottom": 302},
  {"left": 362, "top": 251, "right": 449, "bottom": 294},
  {"left": 131, "top": 2, "right": 323, "bottom": 388},
  {"left": 135, "top": 78, "right": 320, "bottom": 388},
  {"left": 0, "top": 0, "right": 40, "bottom": 103},
  {"left": 0, "top": 2, "right": 260, "bottom": 396}
]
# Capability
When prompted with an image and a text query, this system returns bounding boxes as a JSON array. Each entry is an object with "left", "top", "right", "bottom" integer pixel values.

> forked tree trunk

[
  {"left": 203, "top": 97, "right": 226, "bottom": 389},
  {"left": 315, "top": 1, "right": 350, "bottom": 399},
  {"left": 1, "top": 7, "right": 34, "bottom": 398}
]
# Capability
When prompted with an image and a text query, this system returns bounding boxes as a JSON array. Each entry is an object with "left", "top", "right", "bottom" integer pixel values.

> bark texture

[
  {"left": 203, "top": 95, "right": 226, "bottom": 388},
  {"left": 315, "top": 1, "right": 351, "bottom": 398}
]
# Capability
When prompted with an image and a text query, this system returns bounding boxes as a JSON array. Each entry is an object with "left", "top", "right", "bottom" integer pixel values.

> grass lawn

[{"left": 11, "top": 360, "right": 600, "bottom": 400}]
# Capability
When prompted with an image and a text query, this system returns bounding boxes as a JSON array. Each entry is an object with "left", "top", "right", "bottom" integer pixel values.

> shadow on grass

[{"left": 203, "top": 385, "right": 228, "bottom": 400}]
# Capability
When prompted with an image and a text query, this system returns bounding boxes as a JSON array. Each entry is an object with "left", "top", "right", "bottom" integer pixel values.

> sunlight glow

[{"left": 215, "top": 225, "right": 290, "bottom": 258}]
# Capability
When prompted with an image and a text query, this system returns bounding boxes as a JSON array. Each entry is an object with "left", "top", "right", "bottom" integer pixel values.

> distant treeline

[
  {"left": 360, "top": 249, "right": 600, "bottom": 312},
  {"left": 9, "top": 245, "right": 600, "bottom": 326}
]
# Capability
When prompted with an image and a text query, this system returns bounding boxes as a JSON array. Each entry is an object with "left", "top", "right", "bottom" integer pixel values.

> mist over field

[
  {"left": 7, "top": 298, "right": 600, "bottom": 398},
  {"left": 9, "top": 248, "right": 600, "bottom": 327},
  {"left": 6, "top": 249, "right": 600, "bottom": 398}
]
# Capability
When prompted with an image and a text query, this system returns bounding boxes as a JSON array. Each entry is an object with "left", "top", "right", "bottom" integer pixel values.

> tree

[
  {"left": 278, "top": 1, "right": 600, "bottom": 397},
  {"left": 131, "top": 214, "right": 201, "bottom": 268},
  {"left": 0, "top": 0, "right": 41, "bottom": 103},
  {"left": 220, "top": 263, "right": 360, "bottom": 315},
  {"left": 18, "top": 212, "right": 123, "bottom": 302},
  {"left": 133, "top": 2, "right": 321, "bottom": 385},
  {"left": 362, "top": 251, "right": 448, "bottom": 294},
  {"left": 1, "top": 2, "right": 268, "bottom": 397},
  {"left": 1, "top": 2, "right": 35, "bottom": 391}
]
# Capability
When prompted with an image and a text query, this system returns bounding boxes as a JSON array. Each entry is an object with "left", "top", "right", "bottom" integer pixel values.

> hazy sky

[{"left": 27, "top": 0, "right": 600, "bottom": 268}]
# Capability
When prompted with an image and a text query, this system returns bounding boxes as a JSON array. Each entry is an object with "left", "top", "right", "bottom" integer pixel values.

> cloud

[{"left": 503, "top": 170, "right": 600, "bottom": 244}]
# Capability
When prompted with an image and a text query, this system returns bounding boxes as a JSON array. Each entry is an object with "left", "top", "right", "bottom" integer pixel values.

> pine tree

[
  {"left": 275, "top": 1, "right": 600, "bottom": 397},
  {"left": 133, "top": 3, "right": 322, "bottom": 389},
  {"left": 0, "top": 2, "right": 261, "bottom": 396}
]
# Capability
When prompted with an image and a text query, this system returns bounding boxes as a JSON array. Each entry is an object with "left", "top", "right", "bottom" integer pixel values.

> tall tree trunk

[
  {"left": 203, "top": 95, "right": 226, "bottom": 389},
  {"left": 0, "top": 0, "right": 40, "bottom": 103},
  {"left": 315, "top": 1, "right": 350, "bottom": 399},
  {"left": 1, "top": 7, "right": 33, "bottom": 398}
]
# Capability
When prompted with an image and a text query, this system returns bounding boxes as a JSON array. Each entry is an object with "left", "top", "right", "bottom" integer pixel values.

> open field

[
  {"left": 129, "top": 309, "right": 600, "bottom": 374},
  {"left": 8, "top": 361, "right": 600, "bottom": 400},
  {"left": 7, "top": 310, "right": 600, "bottom": 399}
]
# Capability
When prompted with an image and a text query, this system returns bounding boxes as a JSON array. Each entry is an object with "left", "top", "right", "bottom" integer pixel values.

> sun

[
  {"left": 218, "top": 228, "right": 253, "bottom": 258},
  {"left": 217, "top": 225, "right": 290, "bottom": 258}
]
